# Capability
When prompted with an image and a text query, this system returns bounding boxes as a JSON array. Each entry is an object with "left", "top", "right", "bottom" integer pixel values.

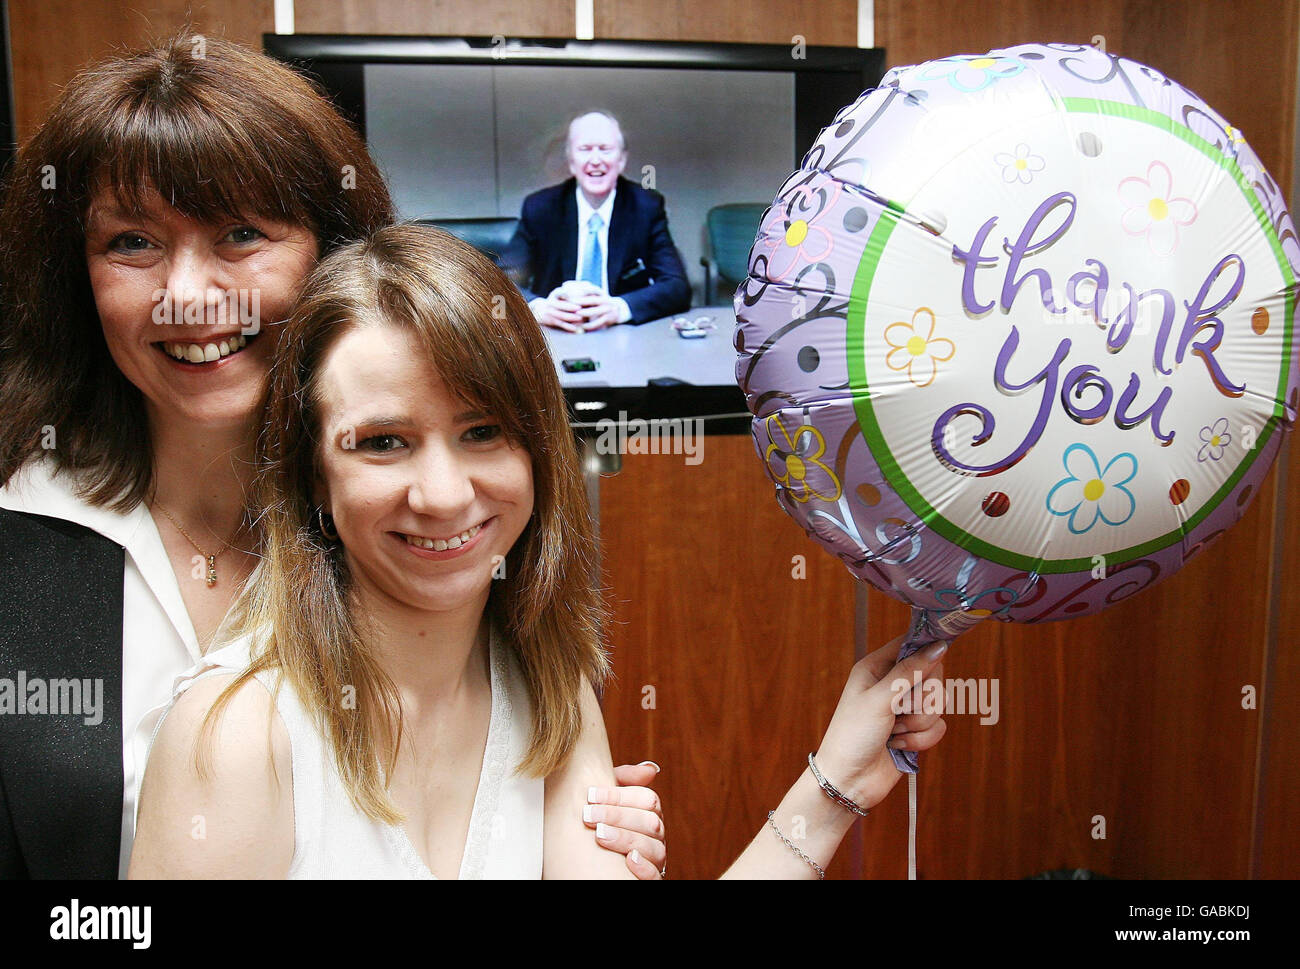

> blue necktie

[{"left": 581, "top": 213, "right": 603, "bottom": 287}]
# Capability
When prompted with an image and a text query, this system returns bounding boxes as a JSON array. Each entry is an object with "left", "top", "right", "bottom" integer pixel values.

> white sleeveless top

[{"left": 144, "top": 626, "right": 544, "bottom": 879}]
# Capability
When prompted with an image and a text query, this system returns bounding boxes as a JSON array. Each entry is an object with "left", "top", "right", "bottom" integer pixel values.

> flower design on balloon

[
  {"left": 920, "top": 55, "right": 1025, "bottom": 93},
  {"left": 1197, "top": 417, "right": 1232, "bottom": 462},
  {"left": 761, "top": 181, "right": 841, "bottom": 283},
  {"left": 1046, "top": 444, "right": 1138, "bottom": 535},
  {"left": 763, "top": 415, "right": 842, "bottom": 504},
  {"left": 994, "top": 143, "right": 1045, "bottom": 184},
  {"left": 1118, "top": 160, "right": 1198, "bottom": 256},
  {"left": 883, "top": 307, "right": 956, "bottom": 388}
]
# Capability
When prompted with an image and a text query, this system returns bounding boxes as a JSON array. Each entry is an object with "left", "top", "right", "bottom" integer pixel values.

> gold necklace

[{"left": 153, "top": 502, "right": 235, "bottom": 588}]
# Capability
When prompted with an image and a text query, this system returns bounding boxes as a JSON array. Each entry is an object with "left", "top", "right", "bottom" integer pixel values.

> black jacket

[
  {"left": 506, "top": 176, "right": 691, "bottom": 324},
  {"left": 0, "top": 508, "right": 124, "bottom": 878}
]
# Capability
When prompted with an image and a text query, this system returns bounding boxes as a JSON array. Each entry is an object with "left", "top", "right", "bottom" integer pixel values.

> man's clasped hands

[{"left": 532, "top": 280, "right": 626, "bottom": 332}]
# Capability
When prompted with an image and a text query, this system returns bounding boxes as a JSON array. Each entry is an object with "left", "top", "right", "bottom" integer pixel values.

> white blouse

[
  {"left": 150, "top": 624, "right": 544, "bottom": 878},
  {"left": 0, "top": 457, "right": 202, "bottom": 877}
]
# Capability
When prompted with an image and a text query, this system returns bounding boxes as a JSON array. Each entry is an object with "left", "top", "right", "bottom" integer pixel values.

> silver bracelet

[
  {"left": 808, "top": 752, "right": 870, "bottom": 817},
  {"left": 766, "top": 810, "right": 825, "bottom": 879}
]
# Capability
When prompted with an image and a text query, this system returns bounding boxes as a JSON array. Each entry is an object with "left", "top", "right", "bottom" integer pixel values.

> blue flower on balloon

[
  {"left": 1197, "top": 417, "right": 1232, "bottom": 462},
  {"left": 1046, "top": 444, "right": 1138, "bottom": 535},
  {"left": 920, "top": 55, "right": 1025, "bottom": 93}
]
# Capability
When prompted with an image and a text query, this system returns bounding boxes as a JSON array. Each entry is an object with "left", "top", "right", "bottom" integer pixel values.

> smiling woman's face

[
  {"left": 313, "top": 322, "right": 535, "bottom": 618},
  {"left": 84, "top": 187, "right": 319, "bottom": 431}
]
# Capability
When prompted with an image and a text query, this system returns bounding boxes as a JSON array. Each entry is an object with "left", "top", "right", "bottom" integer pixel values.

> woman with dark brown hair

[
  {"left": 0, "top": 33, "right": 662, "bottom": 879},
  {"left": 130, "top": 225, "right": 949, "bottom": 878}
]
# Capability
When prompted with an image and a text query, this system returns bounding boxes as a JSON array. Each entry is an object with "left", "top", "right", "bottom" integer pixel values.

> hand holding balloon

[
  {"left": 719, "top": 636, "right": 949, "bottom": 878},
  {"left": 813, "top": 636, "right": 949, "bottom": 810}
]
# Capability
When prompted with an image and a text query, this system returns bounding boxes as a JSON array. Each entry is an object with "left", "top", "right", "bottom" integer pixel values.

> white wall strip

[
  {"left": 274, "top": 0, "right": 295, "bottom": 36},
  {"left": 576, "top": 0, "right": 595, "bottom": 40},
  {"left": 858, "top": 0, "right": 874, "bottom": 49}
]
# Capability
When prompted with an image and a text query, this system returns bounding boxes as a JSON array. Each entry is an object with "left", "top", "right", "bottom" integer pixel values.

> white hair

[{"left": 565, "top": 110, "right": 627, "bottom": 156}]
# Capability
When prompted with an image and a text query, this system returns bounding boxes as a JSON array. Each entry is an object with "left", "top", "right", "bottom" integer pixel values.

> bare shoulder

[
  {"left": 544, "top": 677, "right": 611, "bottom": 788},
  {"left": 541, "top": 677, "right": 631, "bottom": 879},
  {"left": 154, "top": 671, "right": 291, "bottom": 779},
  {"left": 150, "top": 671, "right": 286, "bottom": 776},
  {"left": 129, "top": 671, "right": 294, "bottom": 878}
]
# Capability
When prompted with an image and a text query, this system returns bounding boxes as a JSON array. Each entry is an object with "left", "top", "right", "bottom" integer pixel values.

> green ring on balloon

[{"left": 846, "top": 97, "right": 1295, "bottom": 574}]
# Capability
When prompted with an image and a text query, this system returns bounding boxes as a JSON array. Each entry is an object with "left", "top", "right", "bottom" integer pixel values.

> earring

[{"left": 317, "top": 506, "right": 339, "bottom": 541}]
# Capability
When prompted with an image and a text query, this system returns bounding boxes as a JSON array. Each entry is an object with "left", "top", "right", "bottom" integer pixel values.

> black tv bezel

[{"left": 263, "top": 34, "right": 885, "bottom": 435}]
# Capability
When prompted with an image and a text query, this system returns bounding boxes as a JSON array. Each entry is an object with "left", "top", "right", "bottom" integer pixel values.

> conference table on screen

[{"left": 542, "top": 308, "right": 738, "bottom": 391}]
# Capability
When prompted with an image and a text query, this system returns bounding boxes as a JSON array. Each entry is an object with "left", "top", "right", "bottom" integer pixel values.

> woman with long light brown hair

[{"left": 130, "top": 224, "right": 950, "bottom": 878}]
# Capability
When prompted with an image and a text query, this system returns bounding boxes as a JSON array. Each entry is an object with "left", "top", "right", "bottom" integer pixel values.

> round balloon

[{"left": 734, "top": 43, "right": 1299, "bottom": 769}]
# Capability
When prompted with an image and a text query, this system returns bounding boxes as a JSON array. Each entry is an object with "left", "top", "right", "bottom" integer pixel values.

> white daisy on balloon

[
  {"left": 995, "top": 143, "right": 1045, "bottom": 184},
  {"left": 1197, "top": 417, "right": 1232, "bottom": 462}
]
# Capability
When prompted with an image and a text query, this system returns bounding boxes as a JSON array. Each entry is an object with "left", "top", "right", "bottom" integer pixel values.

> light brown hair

[
  {"left": 213, "top": 224, "right": 609, "bottom": 822},
  {"left": 0, "top": 30, "right": 395, "bottom": 509}
]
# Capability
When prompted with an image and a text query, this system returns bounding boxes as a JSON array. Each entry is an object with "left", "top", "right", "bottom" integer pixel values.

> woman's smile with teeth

[
  {"left": 160, "top": 334, "right": 250, "bottom": 363},
  {"left": 403, "top": 521, "right": 483, "bottom": 551}
]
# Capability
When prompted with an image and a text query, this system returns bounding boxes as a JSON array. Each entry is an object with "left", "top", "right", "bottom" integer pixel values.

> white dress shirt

[
  {"left": 575, "top": 186, "right": 633, "bottom": 324},
  {"left": 529, "top": 184, "right": 632, "bottom": 324},
  {"left": 0, "top": 457, "right": 202, "bottom": 878}
]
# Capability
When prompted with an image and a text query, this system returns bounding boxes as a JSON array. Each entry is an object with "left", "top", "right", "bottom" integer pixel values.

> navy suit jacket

[{"left": 507, "top": 176, "right": 691, "bottom": 324}]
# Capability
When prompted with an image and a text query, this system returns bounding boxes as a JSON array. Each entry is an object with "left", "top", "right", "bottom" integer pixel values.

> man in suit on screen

[{"left": 508, "top": 111, "right": 691, "bottom": 331}]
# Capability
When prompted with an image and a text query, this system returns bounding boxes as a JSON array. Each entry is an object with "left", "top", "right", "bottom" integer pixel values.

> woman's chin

[
  {"left": 143, "top": 385, "right": 267, "bottom": 433},
  {"left": 139, "top": 336, "right": 275, "bottom": 429},
  {"left": 352, "top": 563, "right": 494, "bottom": 618},
  {"left": 400, "top": 577, "right": 493, "bottom": 616}
]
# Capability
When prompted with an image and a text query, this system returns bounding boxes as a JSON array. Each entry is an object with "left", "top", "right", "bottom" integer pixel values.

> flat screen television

[{"left": 264, "top": 34, "right": 885, "bottom": 433}]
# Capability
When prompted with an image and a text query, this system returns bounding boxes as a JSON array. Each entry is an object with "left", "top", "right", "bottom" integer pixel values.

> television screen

[
  {"left": 367, "top": 61, "right": 794, "bottom": 293},
  {"left": 265, "top": 35, "right": 884, "bottom": 429}
]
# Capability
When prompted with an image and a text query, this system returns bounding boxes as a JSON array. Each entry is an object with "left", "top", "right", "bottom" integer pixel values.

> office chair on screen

[
  {"left": 418, "top": 217, "right": 527, "bottom": 288},
  {"left": 700, "top": 203, "right": 767, "bottom": 305}
]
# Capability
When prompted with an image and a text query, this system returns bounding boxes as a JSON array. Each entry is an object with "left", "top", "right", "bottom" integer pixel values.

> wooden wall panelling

[
  {"left": 294, "top": 0, "right": 575, "bottom": 37},
  {"left": 1120, "top": 0, "right": 1297, "bottom": 190},
  {"left": 596, "top": 436, "right": 859, "bottom": 880},
  {"left": 1258, "top": 438, "right": 1299, "bottom": 879},
  {"left": 858, "top": 509, "right": 1272, "bottom": 880},
  {"left": 873, "top": 0, "right": 1296, "bottom": 203},
  {"left": 9, "top": 0, "right": 273, "bottom": 142},
  {"left": 595, "top": 0, "right": 858, "bottom": 45},
  {"left": 874, "top": 0, "right": 1129, "bottom": 70}
]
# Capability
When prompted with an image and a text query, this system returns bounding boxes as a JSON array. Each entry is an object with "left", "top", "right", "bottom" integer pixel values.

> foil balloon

[{"left": 734, "top": 43, "right": 1300, "bottom": 772}]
